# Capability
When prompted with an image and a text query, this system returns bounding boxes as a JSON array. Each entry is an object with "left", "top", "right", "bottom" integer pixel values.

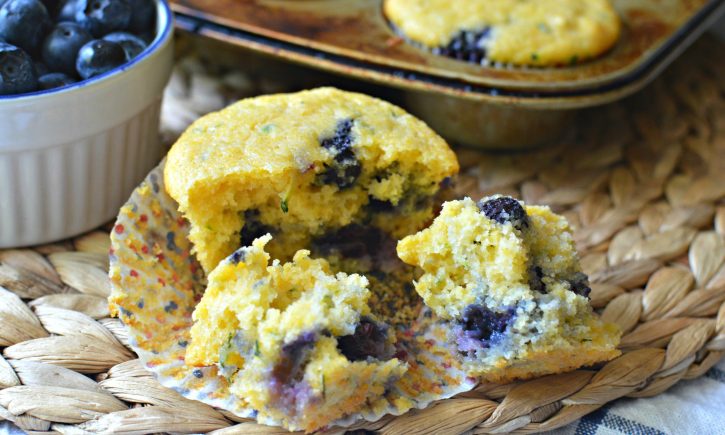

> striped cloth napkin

[{"left": 545, "top": 358, "right": 725, "bottom": 435}]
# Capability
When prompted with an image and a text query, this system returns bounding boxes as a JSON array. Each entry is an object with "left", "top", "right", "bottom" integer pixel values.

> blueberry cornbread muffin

[
  {"left": 396, "top": 196, "right": 620, "bottom": 381},
  {"left": 384, "top": 0, "right": 621, "bottom": 66},
  {"left": 164, "top": 87, "right": 459, "bottom": 273},
  {"left": 187, "top": 235, "right": 406, "bottom": 431}
]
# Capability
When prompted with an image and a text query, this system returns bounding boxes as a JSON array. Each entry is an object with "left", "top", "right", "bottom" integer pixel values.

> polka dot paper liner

[{"left": 108, "top": 162, "right": 477, "bottom": 431}]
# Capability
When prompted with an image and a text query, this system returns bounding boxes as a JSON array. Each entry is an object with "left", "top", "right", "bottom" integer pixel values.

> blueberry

[
  {"left": 38, "top": 71, "right": 75, "bottom": 89},
  {"left": 0, "top": 41, "right": 36, "bottom": 95},
  {"left": 459, "top": 304, "right": 514, "bottom": 346},
  {"left": 568, "top": 272, "right": 592, "bottom": 298},
  {"left": 0, "top": 0, "right": 53, "bottom": 54},
  {"left": 33, "top": 61, "right": 49, "bottom": 76},
  {"left": 42, "top": 22, "right": 91, "bottom": 75},
  {"left": 103, "top": 31, "right": 144, "bottom": 60},
  {"left": 477, "top": 196, "right": 529, "bottom": 230},
  {"left": 229, "top": 248, "right": 246, "bottom": 265},
  {"left": 337, "top": 318, "right": 390, "bottom": 361},
  {"left": 126, "top": 0, "right": 154, "bottom": 34},
  {"left": 39, "top": 0, "right": 59, "bottom": 15},
  {"left": 437, "top": 27, "right": 491, "bottom": 64},
  {"left": 75, "top": 0, "right": 131, "bottom": 37},
  {"left": 75, "top": 38, "right": 124, "bottom": 79},
  {"left": 317, "top": 118, "right": 361, "bottom": 189},
  {"left": 57, "top": 0, "right": 78, "bottom": 21},
  {"left": 321, "top": 118, "right": 354, "bottom": 152}
]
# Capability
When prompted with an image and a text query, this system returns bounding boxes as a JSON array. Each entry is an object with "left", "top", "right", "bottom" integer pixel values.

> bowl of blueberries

[{"left": 0, "top": 0, "right": 173, "bottom": 248}]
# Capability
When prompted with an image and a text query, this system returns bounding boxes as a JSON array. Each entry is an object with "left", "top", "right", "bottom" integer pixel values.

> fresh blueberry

[
  {"left": 126, "top": 0, "right": 154, "bottom": 34},
  {"left": 460, "top": 304, "right": 514, "bottom": 346},
  {"left": 75, "top": 38, "right": 124, "bottom": 79},
  {"left": 33, "top": 61, "right": 49, "bottom": 76},
  {"left": 337, "top": 318, "right": 390, "bottom": 361},
  {"left": 0, "top": 41, "right": 36, "bottom": 94},
  {"left": 42, "top": 22, "right": 91, "bottom": 75},
  {"left": 477, "top": 196, "right": 529, "bottom": 230},
  {"left": 103, "top": 31, "right": 144, "bottom": 60},
  {"left": 57, "top": 0, "right": 78, "bottom": 21},
  {"left": 38, "top": 71, "right": 75, "bottom": 89},
  {"left": 0, "top": 0, "right": 53, "bottom": 54},
  {"left": 39, "top": 0, "right": 59, "bottom": 16},
  {"left": 317, "top": 118, "right": 361, "bottom": 189},
  {"left": 75, "top": 0, "right": 131, "bottom": 37}
]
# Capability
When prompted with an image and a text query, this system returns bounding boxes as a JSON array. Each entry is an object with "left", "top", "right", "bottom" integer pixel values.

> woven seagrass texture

[{"left": 0, "top": 36, "right": 724, "bottom": 435}]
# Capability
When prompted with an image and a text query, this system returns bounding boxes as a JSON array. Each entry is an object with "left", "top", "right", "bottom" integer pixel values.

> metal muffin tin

[{"left": 171, "top": 0, "right": 725, "bottom": 148}]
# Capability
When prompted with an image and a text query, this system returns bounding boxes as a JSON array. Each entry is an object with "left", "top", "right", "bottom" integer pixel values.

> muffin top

[
  {"left": 163, "top": 87, "right": 458, "bottom": 272},
  {"left": 384, "top": 0, "right": 621, "bottom": 66},
  {"left": 165, "top": 87, "right": 458, "bottom": 214}
]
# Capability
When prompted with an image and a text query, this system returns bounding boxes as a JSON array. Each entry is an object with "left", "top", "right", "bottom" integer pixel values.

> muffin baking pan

[{"left": 170, "top": 0, "right": 725, "bottom": 107}]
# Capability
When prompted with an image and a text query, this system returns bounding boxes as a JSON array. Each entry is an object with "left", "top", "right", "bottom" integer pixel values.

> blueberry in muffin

[
  {"left": 186, "top": 235, "right": 406, "bottom": 432},
  {"left": 384, "top": 0, "right": 621, "bottom": 66},
  {"left": 396, "top": 196, "right": 620, "bottom": 381}
]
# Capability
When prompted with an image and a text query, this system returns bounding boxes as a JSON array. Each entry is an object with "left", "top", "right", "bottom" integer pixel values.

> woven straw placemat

[{"left": 0, "top": 36, "right": 723, "bottom": 435}]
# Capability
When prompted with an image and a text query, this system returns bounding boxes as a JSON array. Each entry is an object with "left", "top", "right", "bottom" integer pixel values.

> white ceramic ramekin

[{"left": 0, "top": 1, "right": 174, "bottom": 248}]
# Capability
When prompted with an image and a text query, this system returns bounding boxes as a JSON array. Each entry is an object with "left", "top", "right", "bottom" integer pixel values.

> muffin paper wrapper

[{"left": 109, "top": 163, "right": 477, "bottom": 431}]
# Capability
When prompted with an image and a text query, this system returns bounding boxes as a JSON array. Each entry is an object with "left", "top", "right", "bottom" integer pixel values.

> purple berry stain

[{"left": 269, "top": 332, "right": 317, "bottom": 414}]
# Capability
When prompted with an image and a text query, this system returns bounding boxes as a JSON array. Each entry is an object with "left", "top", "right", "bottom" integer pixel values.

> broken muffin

[
  {"left": 186, "top": 235, "right": 406, "bottom": 432},
  {"left": 396, "top": 196, "right": 620, "bottom": 382}
]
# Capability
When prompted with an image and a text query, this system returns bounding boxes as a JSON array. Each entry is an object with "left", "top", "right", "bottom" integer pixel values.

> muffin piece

[
  {"left": 164, "top": 87, "right": 459, "bottom": 272},
  {"left": 187, "top": 235, "right": 406, "bottom": 432},
  {"left": 384, "top": 0, "right": 621, "bottom": 66},
  {"left": 396, "top": 196, "right": 620, "bottom": 381}
]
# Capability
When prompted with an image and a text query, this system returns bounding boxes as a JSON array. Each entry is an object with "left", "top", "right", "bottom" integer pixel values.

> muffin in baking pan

[
  {"left": 384, "top": 0, "right": 621, "bottom": 66},
  {"left": 164, "top": 87, "right": 459, "bottom": 273},
  {"left": 187, "top": 234, "right": 407, "bottom": 431},
  {"left": 397, "top": 196, "right": 621, "bottom": 381}
]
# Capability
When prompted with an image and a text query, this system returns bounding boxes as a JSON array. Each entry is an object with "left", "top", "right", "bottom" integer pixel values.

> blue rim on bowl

[{"left": 0, "top": 0, "right": 173, "bottom": 101}]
